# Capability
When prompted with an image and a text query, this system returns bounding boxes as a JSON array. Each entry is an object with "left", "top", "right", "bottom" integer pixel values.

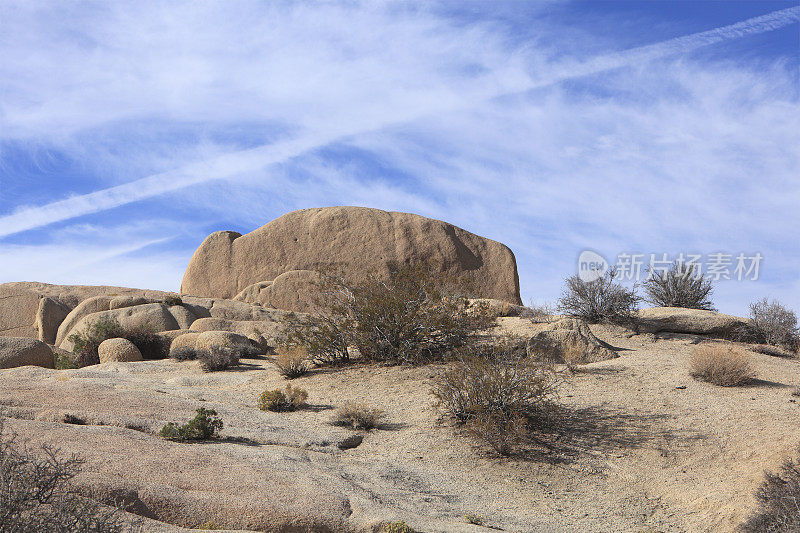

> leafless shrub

[
  {"left": 643, "top": 262, "right": 715, "bottom": 310},
  {"left": 689, "top": 344, "right": 756, "bottom": 387},
  {"left": 284, "top": 262, "right": 492, "bottom": 366},
  {"left": 751, "top": 344, "right": 796, "bottom": 359},
  {"left": 274, "top": 346, "right": 309, "bottom": 378},
  {"left": 520, "top": 301, "right": 556, "bottom": 323},
  {"left": 332, "top": 402, "right": 385, "bottom": 430},
  {"left": 739, "top": 298, "right": 799, "bottom": 352},
  {"left": 0, "top": 419, "right": 135, "bottom": 532},
  {"left": 742, "top": 447, "right": 800, "bottom": 532},
  {"left": 197, "top": 346, "right": 239, "bottom": 372},
  {"left": 432, "top": 343, "right": 558, "bottom": 455},
  {"left": 557, "top": 268, "right": 640, "bottom": 324}
]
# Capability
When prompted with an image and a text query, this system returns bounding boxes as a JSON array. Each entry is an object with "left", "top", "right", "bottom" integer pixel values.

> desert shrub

[
  {"left": 751, "top": 344, "right": 796, "bottom": 358},
  {"left": 433, "top": 343, "right": 558, "bottom": 455},
  {"left": 53, "top": 351, "right": 77, "bottom": 370},
  {"left": 643, "top": 262, "right": 715, "bottom": 310},
  {"left": 159, "top": 408, "right": 223, "bottom": 441},
  {"left": 0, "top": 419, "right": 133, "bottom": 532},
  {"left": 464, "top": 513, "right": 486, "bottom": 526},
  {"left": 170, "top": 346, "right": 198, "bottom": 362},
  {"left": 257, "top": 385, "right": 308, "bottom": 412},
  {"left": 274, "top": 346, "right": 309, "bottom": 378},
  {"left": 689, "top": 344, "right": 756, "bottom": 387},
  {"left": 332, "top": 402, "right": 385, "bottom": 430},
  {"left": 521, "top": 302, "right": 555, "bottom": 323},
  {"left": 740, "top": 298, "right": 799, "bottom": 351},
  {"left": 197, "top": 346, "right": 239, "bottom": 372},
  {"left": 284, "top": 262, "right": 492, "bottom": 366},
  {"left": 162, "top": 294, "right": 183, "bottom": 307},
  {"left": 68, "top": 318, "right": 168, "bottom": 366},
  {"left": 742, "top": 447, "right": 800, "bottom": 532},
  {"left": 384, "top": 522, "right": 415, "bottom": 533},
  {"left": 557, "top": 268, "right": 640, "bottom": 324}
]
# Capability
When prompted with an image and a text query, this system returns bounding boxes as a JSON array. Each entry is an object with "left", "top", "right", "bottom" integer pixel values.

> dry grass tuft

[
  {"left": 274, "top": 346, "right": 309, "bottom": 378},
  {"left": 332, "top": 402, "right": 385, "bottom": 430},
  {"left": 689, "top": 344, "right": 756, "bottom": 387}
]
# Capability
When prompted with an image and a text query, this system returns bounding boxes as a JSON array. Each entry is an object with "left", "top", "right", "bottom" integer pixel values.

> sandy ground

[{"left": 1, "top": 325, "right": 799, "bottom": 532}]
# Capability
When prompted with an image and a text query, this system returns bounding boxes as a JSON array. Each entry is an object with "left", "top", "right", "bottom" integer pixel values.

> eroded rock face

[
  {"left": 182, "top": 206, "right": 522, "bottom": 309},
  {"left": 0, "top": 337, "right": 54, "bottom": 369},
  {"left": 636, "top": 307, "right": 749, "bottom": 337},
  {"left": 98, "top": 338, "right": 143, "bottom": 363}
]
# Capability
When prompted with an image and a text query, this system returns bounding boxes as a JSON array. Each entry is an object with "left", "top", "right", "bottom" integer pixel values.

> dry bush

[
  {"left": 162, "top": 294, "right": 183, "bottom": 307},
  {"left": 689, "top": 344, "right": 756, "bottom": 387},
  {"left": 557, "top": 268, "right": 640, "bottom": 324},
  {"left": 0, "top": 419, "right": 135, "bottom": 532},
  {"left": 170, "top": 346, "right": 198, "bottom": 362},
  {"left": 742, "top": 447, "right": 800, "bottom": 532},
  {"left": 284, "top": 262, "right": 492, "bottom": 366},
  {"left": 258, "top": 385, "right": 308, "bottom": 412},
  {"left": 433, "top": 343, "right": 558, "bottom": 455},
  {"left": 274, "top": 346, "right": 309, "bottom": 378},
  {"left": 643, "top": 262, "right": 715, "bottom": 310},
  {"left": 68, "top": 318, "right": 168, "bottom": 367},
  {"left": 751, "top": 344, "right": 796, "bottom": 358},
  {"left": 520, "top": 302, "right": 555, "bottom": 323},
  {"left": 740, "top": 298, "right": 799, "bottom": 352},
  {"left": 159, "top": 408, "right": 223, "bottom": 442},
  {"left": 197, "top": 346, "right": 239, "bottom": 372},
  {"left": 332, "top": 402, "right": 385, "bottom": 430}
]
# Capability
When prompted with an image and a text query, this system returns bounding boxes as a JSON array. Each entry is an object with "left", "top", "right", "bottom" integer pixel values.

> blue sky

[{"left": 0, "top": 1, "right": 798, "bottom": 316}]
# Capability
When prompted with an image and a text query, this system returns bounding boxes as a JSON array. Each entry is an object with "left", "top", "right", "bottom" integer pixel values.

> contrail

[{"left": 1, "top": 5, "right": 797, "bottom": 238}]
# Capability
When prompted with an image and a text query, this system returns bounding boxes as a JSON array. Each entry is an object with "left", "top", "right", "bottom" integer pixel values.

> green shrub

[
  {"left": 433, "top": 342, "right": 558, "bottom": 455},
  {"left": 0, "top": 419, "right": 134, "bottom": 532},
  {"left": 53, "top": 351, "right": 78, "bottom": 370},
  {"left": 159, "top": 408, "right": 223, "bottom": 442},
  {"left": 557, "top": 268, "right": 640, "bottom": 324},
  {"left": 332, "top": 402, "right": 385, "bottom": 430},
  {"left": 384, "top": 522, "right": 415, "bottom": 533},
  {"left": 257, "top": 385, "right": 308, "bottom": 412},
  {"left": 464, "top": 513, "right": 486, "bottom": 526},
  {"left": 284, "top": 262, "right": 492, "bottom": 366},
  {"left": 643, "top": 262, "right": 715, "bottom": 310},
  {"left": 742, "top": 446, "right": 800, "bottom": 532}
]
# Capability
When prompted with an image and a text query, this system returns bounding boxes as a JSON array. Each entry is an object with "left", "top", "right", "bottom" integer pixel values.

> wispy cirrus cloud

[{"left": 0, "top": 2, "right": 797, "bottom": 315}]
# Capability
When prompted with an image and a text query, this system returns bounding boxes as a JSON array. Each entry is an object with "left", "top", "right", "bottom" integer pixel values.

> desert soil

[{"left": 1, "top": 324, "right": 798, "bottom": 532}]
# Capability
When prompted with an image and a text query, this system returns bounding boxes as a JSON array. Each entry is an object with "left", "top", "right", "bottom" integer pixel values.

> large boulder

[
  {"left": 526, "top": 319, "right": 617, "bottom": 364},
  {"left": 636, "top": 307, "right": 749, "bottom": 337},
  {"left": 181, "top": 206, "right": 522, "bottom": 310},
  {"left": 36, "top": 297, "right": 71, "bottom": 345},
  {"left": 170, "top": 330, "right": 260, "bottom": 356},
  {"left": 190, "top": 317, "right": 289, "bottom": 349},
  {"left": 59, "top": 304, "right": 180, "bottom": 351},
  {"left": 0, "top": 337, "right": 54, "bottom": 369},
  {"left": 98, "top": 338, "right": 143, "bottom": 363},
  {"left": 234, "top": 270, "right": 322, "bottom": 313}
]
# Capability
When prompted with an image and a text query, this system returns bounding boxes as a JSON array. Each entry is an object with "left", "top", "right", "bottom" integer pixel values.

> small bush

[
  {"left": 464, "top": 513, "right": 486, "bottom": 526},
  {"left": 170, "top": 346, "right": 198, "bottom": 362},
  {"left": 557, "top": 268, "right": 640, "bottom": 324},
  {"left": 53, "top": 351, "right": 78, "bottom": 370},
  {"left": 332, "top": 402, "right": 385, "bottom": 430},
  {"left": 258, "top": 385, "right": 308, "bottom": 412},
  {"left": 751, "top": 344, "right": 796, "bottom": 358},
  {"left": 643, "top": 262, "right": 715, "bottom": 310},
  {"left": 384, "top": 522, "right": 415, "bottom": 533},
  {"left": 159, "top": 408, "right": 223, "bottom": 441},
  {"left": 433, "top": 343, "right": 558, "bottom": 455},
  {"left": 521, "top": 302, "right": 555, "bottom": 323},
  {"left": 742, "top": 447, "right": 800, "bottom": 532},
  {"left": 689, "top": 344, "right": 756, "bottom": 387},
  {"left": 162, "top": 294, "right": 183, "bottom": 307},
  {"left": 274, "top": 346, "right": 309, "bottom": 378},
  {"left": 122, "top": 327, "right": 168, "bottom": 360},
  {"left": 0, "top": 419, "right": 133, "bottom": 532},
  {"left": 197, "top": 346, "right": 239, "bottom": 372},
  {"left": 741, "top": 298, "right": 799, "bottom": 351}
]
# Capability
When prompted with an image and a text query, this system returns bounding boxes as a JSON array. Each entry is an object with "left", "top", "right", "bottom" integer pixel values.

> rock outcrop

[
  {"left": 636, "top": 307, "right": 749, "bottom": 337},
  {"left": 59, "top": 303, "right": 180, "bottom": 351},
  {"left": 526, "top": 318, "right": 617, "bottom": 364},
  {"left": 98, "top": 338, "right": 143, "bottom": 363},
  {"left": 0, "top": 337, "right": 54, "bottom": 369},
  {"left": 182, "top": 206, "right": 522, "bottom": 310}
]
